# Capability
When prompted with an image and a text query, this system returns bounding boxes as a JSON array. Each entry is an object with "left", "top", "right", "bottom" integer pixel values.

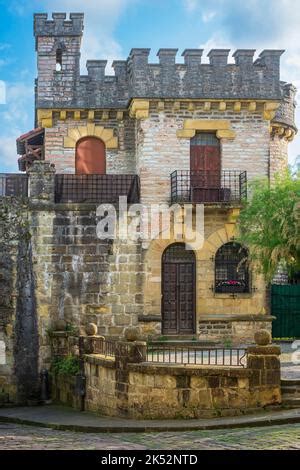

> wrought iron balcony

[
  {"left": 170, "top": 170, "right": 247, "bottom": 204},
  {"left": 55, "top": 174, "right": 140, "bottom": 204},
  {"left": 0, "top": 174, "right": 28, "bottom": 197}
]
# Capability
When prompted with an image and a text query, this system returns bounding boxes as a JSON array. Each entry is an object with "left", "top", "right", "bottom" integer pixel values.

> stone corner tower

[{"left": 34, "top": 12, "right": 84, "bottom": 113}]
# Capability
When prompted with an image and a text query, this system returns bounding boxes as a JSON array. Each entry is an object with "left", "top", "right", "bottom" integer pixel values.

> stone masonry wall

[
  {"left": 0, "top": 198, "right": 39, "bottom": 404},
  {"left": 137, "top": 103, "right": 270, "bottom": 205},
  {"left": 29, "top": 198, "right": 146, "bottom": 367},
  {"left": 45, "top": 114, "right": 135, "bottom": 174},
  {"left": 79, "top": 341, "right": 281, "bottom": 419},
  {"left": 140, "top": 208, "right": 268, "bottom": 340},
  {"left": 34, "top": 14, "right": 285, "bottom": 109},
  {"left": 269, "top": 134, "right": 289, "bottom": 180}
]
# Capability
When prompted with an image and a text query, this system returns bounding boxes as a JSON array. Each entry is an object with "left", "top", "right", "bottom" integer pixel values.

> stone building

[{"left": 0, "top": 12, "right": 297, "bottom": 403}]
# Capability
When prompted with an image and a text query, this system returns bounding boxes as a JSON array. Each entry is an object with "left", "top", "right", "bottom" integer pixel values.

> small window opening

[{"left": 56, "top": 49, "right": 63, "bottom": 72}]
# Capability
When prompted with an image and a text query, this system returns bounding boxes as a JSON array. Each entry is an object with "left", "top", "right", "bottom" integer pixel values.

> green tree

[{"left": 237, "top": 171, "right": 300, "bottom": 283}]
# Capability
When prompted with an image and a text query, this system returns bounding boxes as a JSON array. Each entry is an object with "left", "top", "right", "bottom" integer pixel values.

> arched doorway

[
  {"left": 162, "top": 243, "right": 196, "bottom": 335},
  {"left": 75, "top": 136, "right": 106, "bottom": 174}
]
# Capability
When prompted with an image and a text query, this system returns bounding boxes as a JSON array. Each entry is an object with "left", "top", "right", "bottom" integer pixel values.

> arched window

[
  {"left": 56, "top": 48, "right": 63, "bottom": 72},
  {"left": 215, "top": 242, "right": 249, "bottom": 293},
  {"left": 75, "top": 136, "right": 106, "bottom": 175}
]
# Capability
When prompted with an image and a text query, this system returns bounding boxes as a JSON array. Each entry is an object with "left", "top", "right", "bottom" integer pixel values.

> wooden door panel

[
  {"left": 178, "top": 264, "right": 195, "bottom": 332},
  {"left": 190, "top": 137, "right": 221, "bottom": 193},
  {"left": 162, "top": 264, "right": 177, "bottom": 333},
  {"left": 162, "top": 244, "right": 196, "bottom": 335}
]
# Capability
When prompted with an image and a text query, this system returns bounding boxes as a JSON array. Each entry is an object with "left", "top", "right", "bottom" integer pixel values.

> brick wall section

[
  {"left": 137, "top": 103, "right": 270, "bottom": 205},
  {"left": 269, "top": 134, "right": 288, "bottom": 180},
  {"left": 45, "top": 115, "right": 135, "bottom": 174}
]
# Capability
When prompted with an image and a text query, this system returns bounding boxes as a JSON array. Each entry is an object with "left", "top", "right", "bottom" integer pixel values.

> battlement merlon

[
  {"left": 34, "top": 13, "right": 293, "bottom": 108},
  {"left": 34, "top": 13, "right": 84, "bottom": 37}
]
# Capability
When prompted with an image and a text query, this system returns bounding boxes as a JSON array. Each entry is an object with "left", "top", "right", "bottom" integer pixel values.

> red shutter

[
  {"left": 190, "top": 134, "right": 221, "bottom": 200},
  {"left": 76, "top": 137, "right": 106, "bottom": 175}
]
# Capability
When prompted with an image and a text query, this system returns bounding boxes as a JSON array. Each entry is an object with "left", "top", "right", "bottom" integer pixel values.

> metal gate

[{"left": 271, "top": 284, "right": 300, "bottom": 338}]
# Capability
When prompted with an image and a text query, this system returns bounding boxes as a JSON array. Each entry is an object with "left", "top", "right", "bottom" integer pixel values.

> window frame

[{"left": 214, "top": 242, "right": 250, "bottom": 294}]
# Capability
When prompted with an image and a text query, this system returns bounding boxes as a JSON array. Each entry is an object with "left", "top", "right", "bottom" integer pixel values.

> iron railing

[
  {"left": 215, "top": 242, "right": 250, "bottom": 294},
  {"left": 89, "top": 336, "right": 116, "bottom": 358},
  {"left": 55, "top": 174, "right": 140, "bottom": 204},
  {"left": 147, "top": 345, "right": 247, "bottom": 367},
  {"left": 170, "top": 170, "right": 247, "bottom": 204},
  {"left": 0, "top": 173, "right": 28, "bottom": 197}
]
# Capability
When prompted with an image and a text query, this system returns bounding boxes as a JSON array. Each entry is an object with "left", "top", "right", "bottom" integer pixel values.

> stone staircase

[{"left": 281, "top": 379, "right": 300, "bottom": 408}]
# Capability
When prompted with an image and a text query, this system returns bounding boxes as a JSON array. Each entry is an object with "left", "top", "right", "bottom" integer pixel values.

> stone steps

[
  {"left": 282, "top": 398, "right": 300, "bottom": 408},
  {"left": 281, "top": 379, "right": 300, "bottom": 408}
]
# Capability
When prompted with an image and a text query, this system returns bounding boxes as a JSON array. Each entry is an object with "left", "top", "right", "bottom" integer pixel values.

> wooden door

[
  {"left": 76, "top": 137, "right": 106, "bottom": 175},
  {"left": 162, "top": 244, "right": 195, "bottom": 335},
  {"left": 190, "top": 133, "right": 221, "bottom": 201}
]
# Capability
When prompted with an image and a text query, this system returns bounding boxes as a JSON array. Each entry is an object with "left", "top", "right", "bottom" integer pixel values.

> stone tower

[{"left": 34, "top": 13, "right": 84, "bottom": 111}]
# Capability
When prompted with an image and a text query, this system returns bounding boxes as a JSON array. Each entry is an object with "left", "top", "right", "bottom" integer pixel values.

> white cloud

[
  {"left": 199, "top": 33, "right": 235, "bottom": 63},
  {"left": 0, "top": 135, "right": 20, "bottom": 172},
  {"left": 0, "top": 81, "right": 34, "bottom": 172},
  {"left": 202, "top": 11, "right": 217, "bottom": 23},
  {"left": 183, "top": 0, "right": 198, "bottom": 12},
  {"left": 0, "top": 80, "right": 6, "bottom": 104},
  {"left": 2, "top": 83, "right": 33, "bottom": 127}
]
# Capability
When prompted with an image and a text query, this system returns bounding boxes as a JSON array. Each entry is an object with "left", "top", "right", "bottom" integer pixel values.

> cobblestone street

[{"left": 0, "top": 423, "right": 300, "bottom": 450}]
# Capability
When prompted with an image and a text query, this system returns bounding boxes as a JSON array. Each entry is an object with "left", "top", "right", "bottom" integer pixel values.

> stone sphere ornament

[
  {"left": 254, "top": 329, "right": 271, "bottom": 346},
  {"left": 124, "top": 327, "right": 139, "bottom": 342},
  {"left": 85, "top": 323, "right": 98, "bottom": 336}
]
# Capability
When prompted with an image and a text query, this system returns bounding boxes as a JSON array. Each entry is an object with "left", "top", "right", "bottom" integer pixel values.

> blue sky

[{"left": 0, "top": 0, "right": 299, "bottom": 172}]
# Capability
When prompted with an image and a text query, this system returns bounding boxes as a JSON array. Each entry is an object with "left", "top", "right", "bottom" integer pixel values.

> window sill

[{"left": 213, "top": 292, "right": 253, "bottom": 299}]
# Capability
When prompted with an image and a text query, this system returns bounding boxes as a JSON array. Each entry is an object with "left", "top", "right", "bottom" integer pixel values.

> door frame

[{"left": 161, "top": 244, "right": 196, "bottom": 335}]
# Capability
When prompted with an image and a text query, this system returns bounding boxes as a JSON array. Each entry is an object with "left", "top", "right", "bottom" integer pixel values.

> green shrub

[{"left": 51, "top": 356, "right": 80, "bottom": 376}]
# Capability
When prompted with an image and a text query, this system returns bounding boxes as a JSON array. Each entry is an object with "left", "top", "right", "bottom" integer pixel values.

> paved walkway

[
  {"left": 0, "top": 422, "right": 300, "bottom": 449},
  {"left": 0, "top": 405, "right": 300, "bottom": 433}
]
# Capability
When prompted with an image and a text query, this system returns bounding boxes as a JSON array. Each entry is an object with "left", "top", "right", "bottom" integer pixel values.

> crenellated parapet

[
  {"left": 34, "top": 14, "right": 286, "bottom": 109},
  {"left": 34, "top": 12, "right": 84, "bottom": 37}
]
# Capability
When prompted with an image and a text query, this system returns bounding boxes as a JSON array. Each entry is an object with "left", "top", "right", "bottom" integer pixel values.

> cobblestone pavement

[{"left": 0, "top": 423, "right": 300, "bottom": 450}]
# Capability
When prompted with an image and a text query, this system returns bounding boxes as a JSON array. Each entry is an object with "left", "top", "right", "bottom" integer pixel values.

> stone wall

[
  {"left": 137, "top": 104, "right": 270, "bottom": 205},
  {"left": 34, "top": 13, "right": 285, "bottom": 109},
  {"left": 77, "top": 340, "right": 281, "bottom": 419},
  {"left": 44, "top": 115, "right": 136, "bottom": 173},
  {"left": 198, "top": 317, "right": 273, "bottom": 344},
  {"left": 30, "top": 205, "right": 146, "bottom": 365},
  {"left": 51, "top": 374, "right": 82, "bottom": 410},
  {"left": 269, "top": 134, "right": 289, "bottom": 180},
  {"left": 0, "top": 198, "right": 39, "bottom": 404},
  {"left": 141, "top": 207, "right": 269, "bottom": 340}
]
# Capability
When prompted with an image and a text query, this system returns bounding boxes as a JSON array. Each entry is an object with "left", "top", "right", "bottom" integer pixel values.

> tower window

[{"left": 56, "top": 49, "right": 62, "bottom": 72}]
